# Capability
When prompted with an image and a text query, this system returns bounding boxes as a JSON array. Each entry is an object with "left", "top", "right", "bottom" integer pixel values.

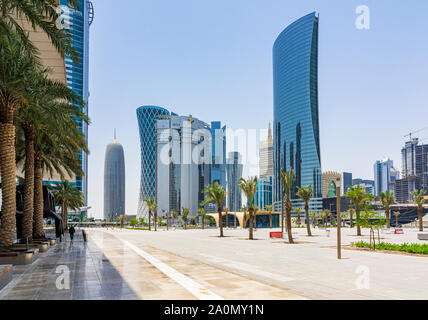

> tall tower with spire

[
  {"left": 259, "top": 122, "right": 274, "bottom": 178},
  {"left": 104, "top": 132, "right": 126, "bottom": 220}
]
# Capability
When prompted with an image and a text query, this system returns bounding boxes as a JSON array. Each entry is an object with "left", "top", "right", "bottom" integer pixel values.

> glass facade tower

[
  {"left": 136, "top": 106, "right": 170, "bottom": 218},
  {"left": 273, "top": 12, "right": 322, "bottom": 212},
  {"left": 57, "top": 0, "right": 93, "bottom": 206}
]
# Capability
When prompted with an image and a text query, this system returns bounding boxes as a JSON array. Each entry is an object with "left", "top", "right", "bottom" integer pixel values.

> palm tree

[
  {"left": 379, "top": 190, "right": 395, "bottom": 228},
  {"left": 410, "top": 190, "right": 426, "bottom": 231},
  {"left": 265, "top": 205, "right": 273, "bottom": 229},
  {"left": 238, "top": 177, "right": 258, "bottom": 240},
  {"left": 172, "top": 210, "right": 178, "bottom": 227},
  {"left": 1, "top": 0, "right": 78, "bottom": 61},
  {"left": 143, "top": 198, "right": 157, "bottom": 231},
  {"left": 119, "top": 215, "right": 126, "bottom": 228},
  {"left": 51, "top": 181, "right": 84, "bottom": 232},
  {"left": 181, "top": 207, "right": 190, "bottom": 230},
  {"left": 15, "top": 67, "right": 83, "bottom": 242},
  {"left": 320, "top": 209, "right": 331, "bottom": 227},
  {"left": 309, "top": 211, "right": 317, "bottom": 228},
  {"left": 197, "top": 207, "right": 206, "bottom": 230},
  {"left": 253, "top": 205, "right": 259, "bottom": 231},
  {"left": 348, "top": 208, "right": 355, "bottom": 228},
  {"left": 346, "top": 184, "right": 372, "bottom": 236},
  {"left": 296, "top": 184, "right": 313, "bottom": 236},
  {"left": 294, "top": 208, "right": 303, "bottom": 227},
  {"left": 280, "top": 168, "right": 294, "bottom": 243},
  {"left": 202, "top": 182, "right": 227, "bottom": 237},
  {"left": 393, "top": 211, "right": 401, "bottom": 228}
]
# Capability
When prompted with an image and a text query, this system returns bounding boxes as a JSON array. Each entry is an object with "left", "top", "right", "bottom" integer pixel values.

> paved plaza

[{"left": 0, "top": 226, "right": 427, "bottom": 300}]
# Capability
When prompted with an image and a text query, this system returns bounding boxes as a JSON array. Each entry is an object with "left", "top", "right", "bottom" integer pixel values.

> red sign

[
  {"left": 394, "top": 229, "right": 404, "bottom": 234},
  {"left": 270, "top": 232, "right": 283, "bottom": 238}
]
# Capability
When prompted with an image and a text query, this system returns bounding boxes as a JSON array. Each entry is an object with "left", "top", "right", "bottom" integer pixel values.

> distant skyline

[{"left": 88, "top": 0, "right": 428, "bottom": 218}]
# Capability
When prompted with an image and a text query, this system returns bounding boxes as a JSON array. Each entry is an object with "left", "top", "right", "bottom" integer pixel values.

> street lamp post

[{"left": 336, "top": 177, "right": 341, "bottom": 260}]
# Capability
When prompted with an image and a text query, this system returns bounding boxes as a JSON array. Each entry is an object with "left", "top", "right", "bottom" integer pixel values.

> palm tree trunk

[
  {"left": 60, "top": 200, "right": 67, "bottom": 233},
  {"left": 386, "top": 208, "right": 390, "bottom": 229},
  {"left": 0, "top": 122, "right": 17, "bottom": 247},
  {"left": 202, "top": 215, "right": 205, "bottom": 230},
  {"left": 305, "top": 204, "right": 312, "bottom": 236},
  {"left": 249, "top": 208, "right": 254, "bottom": 240},
  {"left": 218, "top": 209, "right": 223, "bottom": 237},
  {"left": 356, "top": 208, "right": 361, "bottom": 236},
  {"left": 269, "top": 213, "right": 272, "bottom": 229},
  {"left": 286, "top": 207, "right": 294, "bottom": 244},
  {"left": 33, "top": 155, "right": 45, "bottom": 239},
  {"left": 22, "top": 124, "right": 35, "bottom": 242},
  {"left": 281, "top": 192, "right": 285, "bottom": 234},
  {"left": 154, "top": 211, "right": 157, "bottom": 231},
  {"left": 148, "top": 211, "right": 151, "bottom": 231},
  {"left": 419, "top": 207, "right": 423, "bottom": 232}
]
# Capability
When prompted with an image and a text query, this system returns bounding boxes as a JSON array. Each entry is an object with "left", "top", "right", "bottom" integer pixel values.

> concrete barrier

[{"left": 417, "top": 233, "right": 428, "bottom": 241}]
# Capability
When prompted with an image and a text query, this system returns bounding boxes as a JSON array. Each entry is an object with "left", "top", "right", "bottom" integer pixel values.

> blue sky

[{"left": 88, "top": 0, "right": 428, "bottom": 218}]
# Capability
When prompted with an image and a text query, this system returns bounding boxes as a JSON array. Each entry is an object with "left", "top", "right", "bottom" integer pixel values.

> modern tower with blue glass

[
  {"left": 58, "top": 0, "right": 94, "bottom": 206},
  {"left": 273, "top": 12, "right": 322, "bottom": 212},
  {"left": 136, "top": 106, "right": 170, "bottom": 218}
]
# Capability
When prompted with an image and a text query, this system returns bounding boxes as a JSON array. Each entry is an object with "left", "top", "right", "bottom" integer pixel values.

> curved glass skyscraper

[
  {"left": 136, "top": 106, "right": 170, "bottom": 218},
  {"left": 104, "top": 138, "right": 125, "bottom": 220},
  {"left": 273, "top": 12, "right": 322, "bottom": 212}
]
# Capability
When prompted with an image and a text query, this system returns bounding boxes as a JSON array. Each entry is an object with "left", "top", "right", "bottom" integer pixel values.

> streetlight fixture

[{"left": 336, "top": 177, "right": 341, "bottom": 260}]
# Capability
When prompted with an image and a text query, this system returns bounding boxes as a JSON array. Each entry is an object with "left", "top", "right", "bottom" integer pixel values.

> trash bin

[{"left": 82, "top": 230, "right": 88, "bottom": 242}]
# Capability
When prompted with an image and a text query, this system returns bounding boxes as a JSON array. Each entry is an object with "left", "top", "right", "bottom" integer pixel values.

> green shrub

[{"left": 351, "top": 241, "right": 428, "bottom": 255}]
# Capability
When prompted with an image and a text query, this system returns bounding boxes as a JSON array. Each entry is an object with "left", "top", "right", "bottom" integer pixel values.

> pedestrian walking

[{"left": 69, "top": 225, "right": 76, "bottom": 241}]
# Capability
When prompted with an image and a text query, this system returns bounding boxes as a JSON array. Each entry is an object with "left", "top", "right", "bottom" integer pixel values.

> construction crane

[{"left": 404, "top": 125, "right": 428, "bottom": 141}]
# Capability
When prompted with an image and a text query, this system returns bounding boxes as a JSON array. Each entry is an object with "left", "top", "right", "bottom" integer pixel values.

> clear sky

[{"left": 87, "top": 0, "right": 428, "bottom": 218}]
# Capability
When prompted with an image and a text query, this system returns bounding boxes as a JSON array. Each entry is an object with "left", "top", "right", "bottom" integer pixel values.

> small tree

[
  {"left": 238, "top": 177, "right": 258, "bottom": 240},
  {"left": 411, "top": 190, "right": 426, "bottom": 231},
  {"left": 202, "top": 182, "right": 227, "bottom": 237},
  {"left": 393, "top": 211, "right": 401, "bottom": 228},
  {"left": 309, "top": 211, "right": 317, "bottom": 228},
  {"left": 379, "top": 190, "right": 395, "bottom": 228},
  {"left": 295, "top": 208, "right": 303, "bottom": 228},
  {"left": 139, "top": 217, "right": 145, "bottom": 227},
  {"left": 346, "top": 184, "right": 374, "bottom": 236},
  {"left": 119, "top": 215, "right": 126, "bottom": 228},
  {"left": 197, "top": 206, "right": 206, "bottom": 230},
  {"left": 280, "top": 168, "right": 295, "bottom": 243},
  {"left": 296, "top": 184, "right": 313, "bottom": 236},
  {"left": 144, "top": 197, "right": 158, "bottom": 231},
  {"left": 129, "top": 219, "right": 138, "bottom": 228},
  {"left": 320, "top": 209, "right": 330, "bottom": 227},
  {"left": 182, "top": 207, "right": 190, "bottom": 230}
]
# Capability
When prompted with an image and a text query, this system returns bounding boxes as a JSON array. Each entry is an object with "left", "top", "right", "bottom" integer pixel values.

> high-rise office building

[
  {"left": 394, "top": 139, "right": 428, "bottom": 202},
  {"left": 103, "top": 137, "right": 125, "bottom": 220},
  {"left": 25, "top": 0, "right": 94, "bottom": 210},
  {"left": 342, "top": 172, "right": 353, "bottom": 194},
  {"left": 373, "top": 158, "right": 399, "bottom": 196},
  {"left": 273, "top": 12, "right": 322, "bottom": 212},
  {"left": 136, "top": 106, "right": 170, "bottom": 218},
  {"left": 255, "top": 176, "right": 273, "bottom": 210},
  {"left": 259, "top": 123, "right": 274, "bottom": 179},
  {"left": 156, "top": 115, "right": 211, "bottom": 217},
  {"left": 210, "top": 121, "right": 226, "bottom": 187},
  {"left": 226, "top": 152, "right": 243, "bottom": 212}
]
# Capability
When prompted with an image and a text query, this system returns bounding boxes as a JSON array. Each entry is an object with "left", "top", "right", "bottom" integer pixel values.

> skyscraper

[
  {"left": 259, "top": 123, "right": 273, "bottom": 179},
  {"left": 255, "top": 176, "right": 273, "bottom": 211},
  {"left": 103, "top": 136, "right": 125, "bottom": 220},
  {"left": 25, "top": 0, "right": 94, "bottom": 209},
  {"left": 136, "top": 106, "right": 170, "bottom": 218},
  {"left": 342, "top": 172, "right": 353, "bottom": 194},
  {"left": 226, "top": 152, "right": 243, "bottom": 212},
  {"left": 156, "top": 115, "right": 211, "bottom": 216},
  {"left": 373, "top": 158, "right": 399, "bottom": 196},
  {"left": 273, "top": 12, "right": 322, "bottom": 212},
  {"left": 210, "top": 121, "right": 226, "bottom": 188}
]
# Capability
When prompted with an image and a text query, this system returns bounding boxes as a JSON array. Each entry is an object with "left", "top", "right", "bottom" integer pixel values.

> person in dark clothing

[{"left": 69, "top": 225, "right": 76, "bottom": 241}]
